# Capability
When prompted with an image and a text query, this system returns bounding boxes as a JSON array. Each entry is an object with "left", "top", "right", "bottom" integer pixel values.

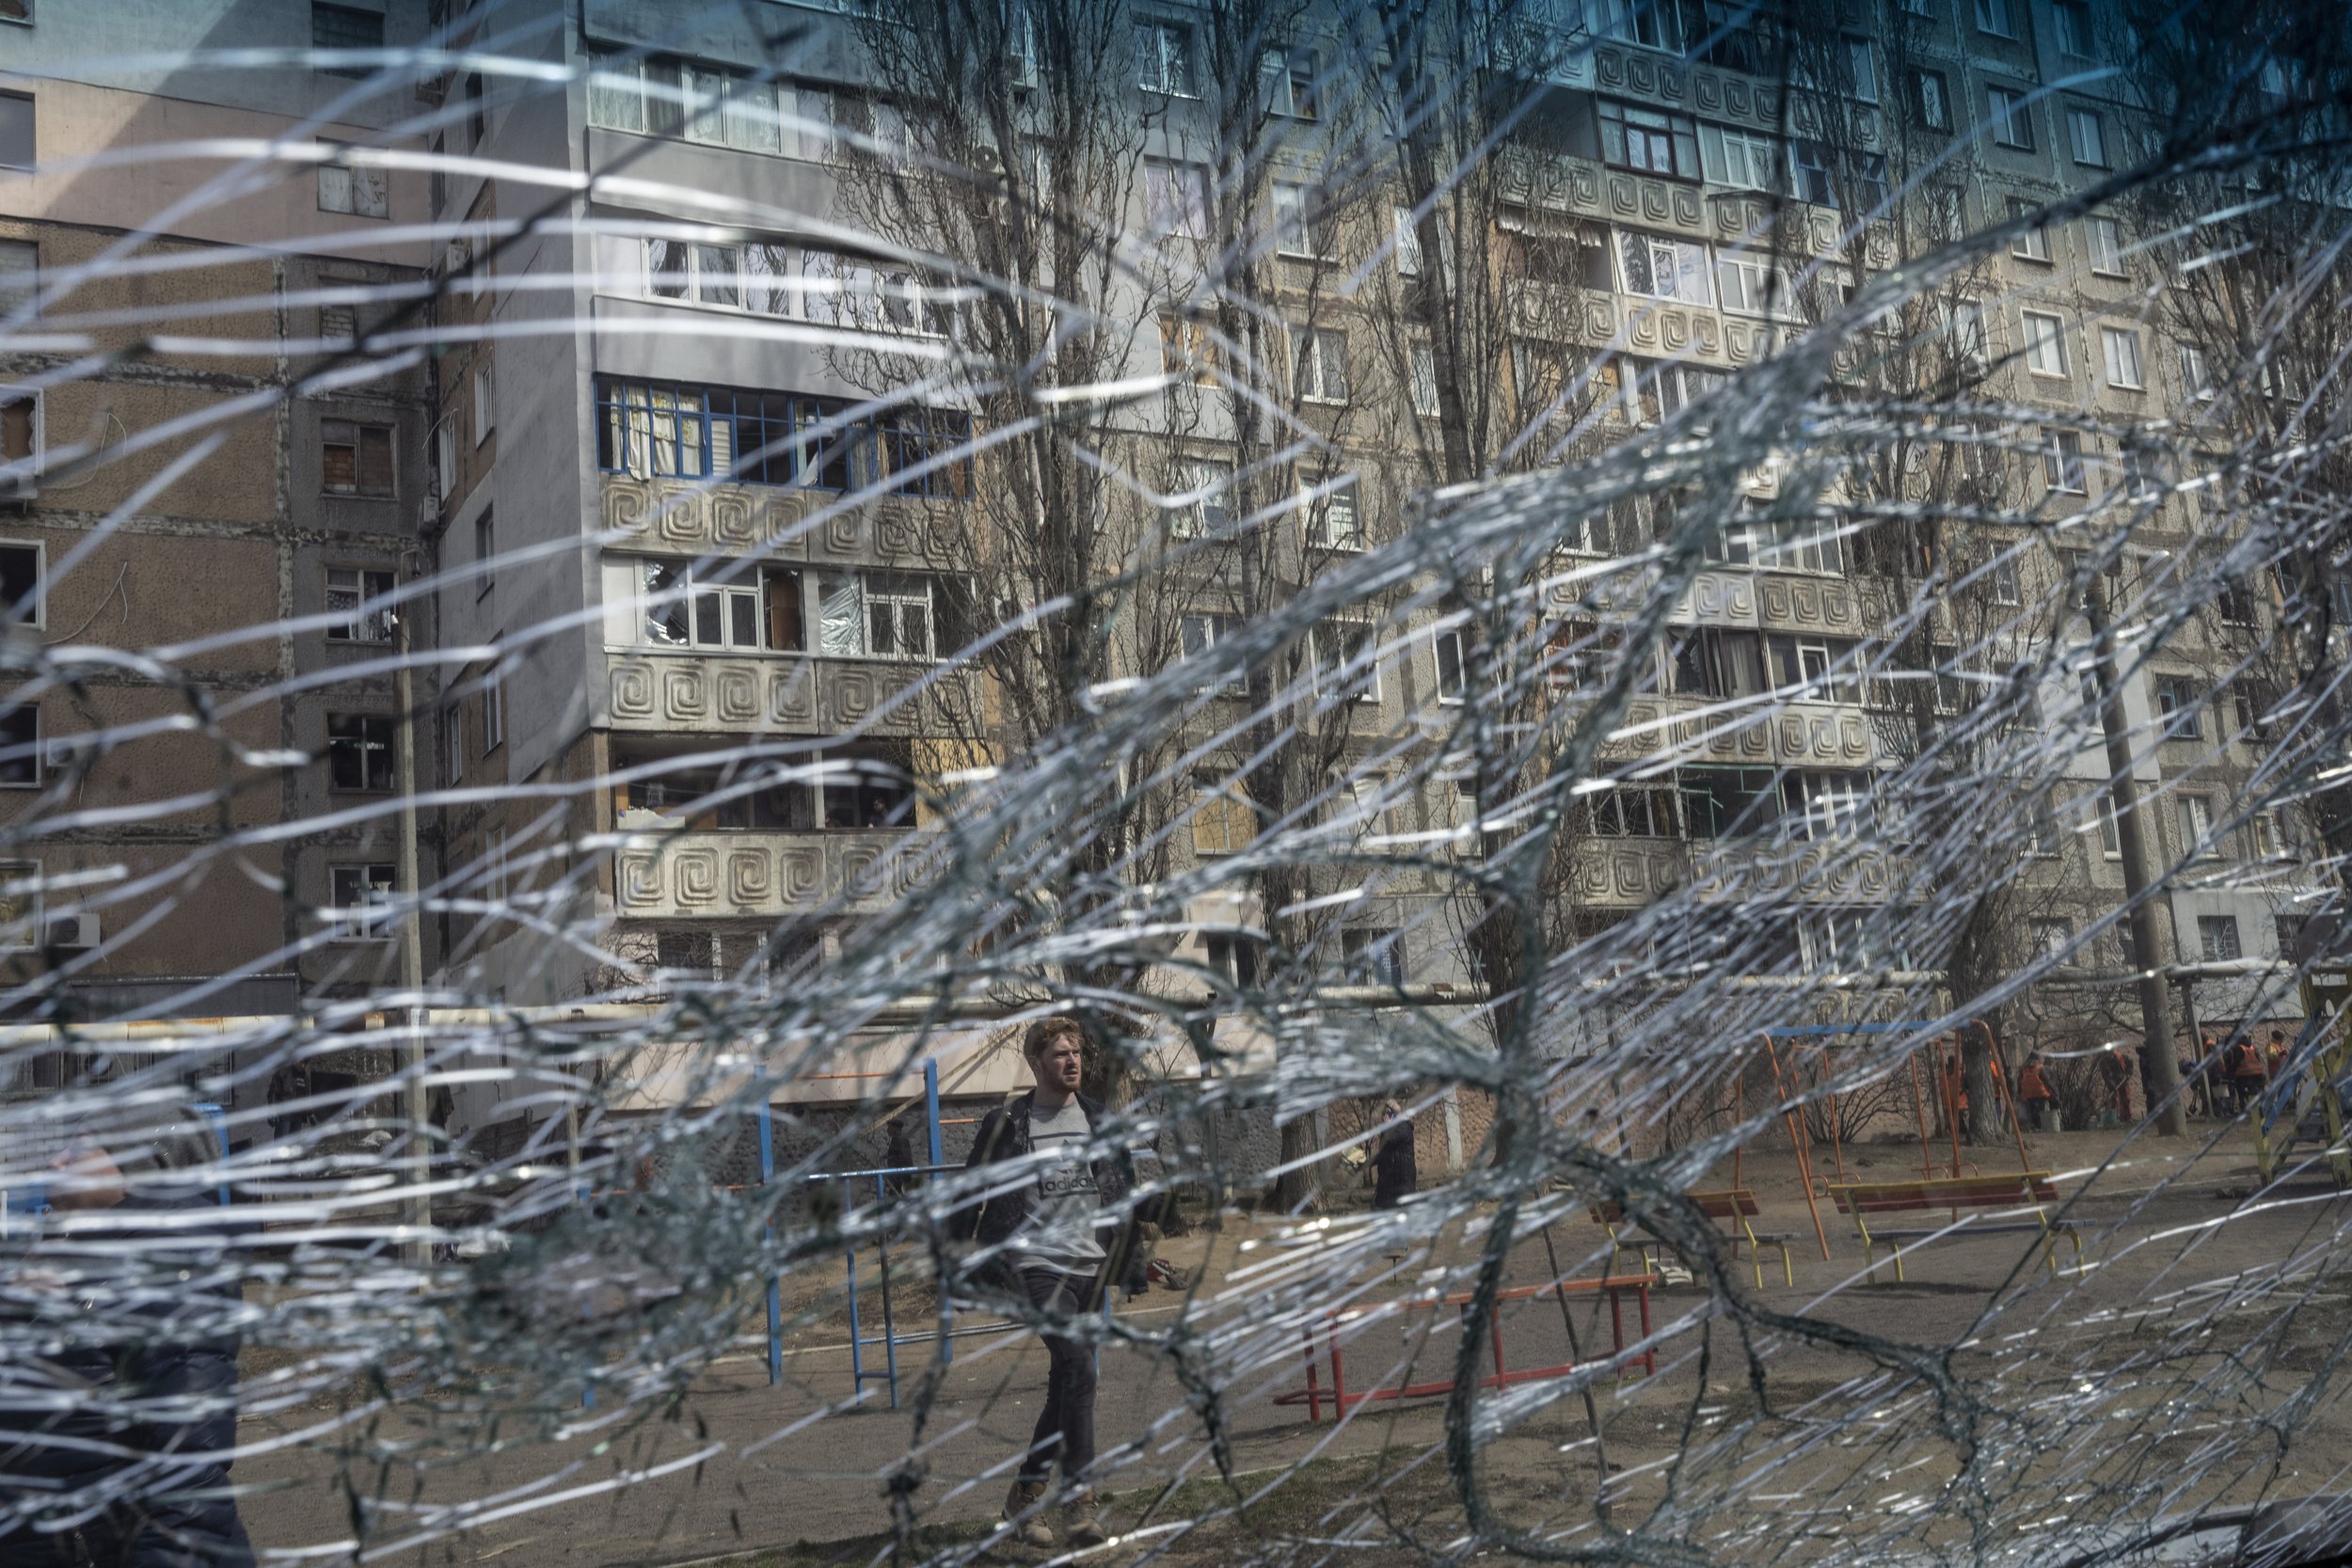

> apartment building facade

[
  {"left": 425, "top": 0, "right": 2315, "bottom": 1063},
  {"left": 0, "top": 0, "right": 444, "bottom": 1037}
]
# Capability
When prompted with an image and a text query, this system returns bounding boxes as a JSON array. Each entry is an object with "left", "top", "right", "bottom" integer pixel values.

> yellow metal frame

[{"left": 1596, "top": 1191, "right": 1794, "bottom": 1291}]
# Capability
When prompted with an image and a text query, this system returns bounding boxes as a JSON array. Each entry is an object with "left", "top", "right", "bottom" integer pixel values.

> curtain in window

[{"left": 818, "top": 573, "right": 866, "bottom": 656}]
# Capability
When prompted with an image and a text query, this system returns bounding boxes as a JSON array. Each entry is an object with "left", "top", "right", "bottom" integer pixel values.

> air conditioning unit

[{"left": 44, "top": 911, "right": 98, "bottom": 950}]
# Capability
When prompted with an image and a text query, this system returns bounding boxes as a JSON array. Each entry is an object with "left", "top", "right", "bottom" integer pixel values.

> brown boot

[
  {"left": 1002, "top": 1478, "right": 1056, "bottom": 1548},
  {"left": 1060, "top": 1488, "right": 1107, "bottom": 1548}
]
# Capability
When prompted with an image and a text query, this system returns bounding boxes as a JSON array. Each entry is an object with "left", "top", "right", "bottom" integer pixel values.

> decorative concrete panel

[
  {"left": 711, "top": 490, "right": 757, "bottom": 548},
  {"left": 653, "top": 483, "right": 706, "bottom": 546},
  {"left": 1695, "top": 72, "right": 1721, "bottom": 111},
  {"left": 715, "top": 666, "right": 760, "bottom": 725},
  {"left": 611, "top": 661, "right": 656, "bottom": 721},
  {"left": 603, "top": 476, "right": 653, "bottom": 538},
  {"left": 661, "top": 665, "right": 707, "bottom": 721},
  {"left": 770, "top": 664, "right": 817, "bottom": 724},
  {"left": 611, "top": 832, "right": 914, "bottom": 917},
  {"left": 821, "top": 507, "right": 863, "bottom": 560}
]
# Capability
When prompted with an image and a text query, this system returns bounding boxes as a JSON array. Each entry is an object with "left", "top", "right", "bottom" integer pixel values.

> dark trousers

[{"left": 1018, "top": 1269, "right": 1097, "bottom": 1487}]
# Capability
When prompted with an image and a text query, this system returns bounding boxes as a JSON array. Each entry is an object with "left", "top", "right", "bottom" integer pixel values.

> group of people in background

[{"left": 2012, "top": 1027, "right": 2300, "bottom": 1131}]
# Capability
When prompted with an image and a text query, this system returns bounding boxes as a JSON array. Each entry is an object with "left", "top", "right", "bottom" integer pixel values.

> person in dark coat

[
  {"left": 950, "top": 1017, "right": 1146, "bottom": 1550},
  {"left": 1371, "top": 1101, "right": 1418, "bottom": 1211},
  {"left": 1, "top": 1106, "right": 250, "bottom": 1567},
  {"left": 882, "top": 1117, "right": 915, "bottom": 1201}
]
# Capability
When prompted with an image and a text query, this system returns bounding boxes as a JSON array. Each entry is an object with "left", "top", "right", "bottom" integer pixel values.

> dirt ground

[{"left": 221, "top": 1117, "right": 2351, "bottom": 1567}]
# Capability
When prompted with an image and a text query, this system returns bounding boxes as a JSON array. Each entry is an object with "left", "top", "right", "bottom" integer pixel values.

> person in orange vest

[
  {"left": 2229, "top": 1035, "right": 2268, "bottom": 1114},
  {"left": 2018, "top": 1053, "right": 2054, "bottom": 1132}
]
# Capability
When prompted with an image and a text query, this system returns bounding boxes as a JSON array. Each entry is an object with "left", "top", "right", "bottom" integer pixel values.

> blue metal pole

[
  {"left": 844, "top": 1176, "right": 864, "bottom": 1401},
  {"left": 877, "top": 1172, "right": 899, "bottom": 1410},
  {"left": 191, "top": 1101, "right": 230, "bottom": 1208},
  {"left": 759, "top": 1101, "right": 781, "bottom": 1387},
  {"left": 923, "top": 1059, "right": 943, "bottom": 1167},
  {"left": 924, "top": 1058, "right": 952, "bottom": 1366}
]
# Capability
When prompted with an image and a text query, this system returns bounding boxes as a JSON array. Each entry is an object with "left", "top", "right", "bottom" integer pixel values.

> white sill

[
  {"left": 2028, "top": 368, "right": 2071, "bottom": 380},
  {"left": 2108, "top": 381, "right": 2143, "bottom": 392}
]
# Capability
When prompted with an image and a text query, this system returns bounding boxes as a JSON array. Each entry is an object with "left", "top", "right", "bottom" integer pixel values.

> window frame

[
  {"left": 310, "top": 2, "right": 385, "bottom": 76},
  {"left": 0, "top": 386, "right": 40, "bottom": 501},
  {"left": 1135, "top": 18, "right": 1196, "bottom": 97},
  {"left": 0, "top": 90, "right": 28, "bottom": 172},
  {"left": 0, "top": 701, "right": 37, "bottom": 788},
  {"left": 2065, "top": 106, "right": 2108, "bottom": 168},
  {"left": 2086, "top": 214, "right": 2126, "bottom": 277},
  {"left": 1615, "top": 229, "right": 1713, "bottom": 306},
  {"left": 322, "top": 418, "right": 396, "bottom": 498},
  {"left": 1178, "top": 610, "right": 1246, "bottom": 694},
  {"left": 1597, "top": 99, "right": 1700, "bottom": 182},
  {"left": 1910, "top": 68, "right": 1951, "bottom": 132},
  {"left": 1433, "top": 627, "right": 1467, "bottom": 705},
  {"left": 2042, "top": 429, "right": 2088, "bottom": 494},
  {"left": 1272, "top": 181, "right": 1338, "bottom": 261},
  {"left": 2008, "top": 197, "right": 2052, "bottom": 261},
  {"left": 325, "top": 565, "right": 395, "bottom": 643},
  {"left": 2101, "top": 325, "right": 2144, "bottom": 389},
  {"left": 1289, "top": 324, "right": 1351, "bottom": 404},
  {"left": 1988, "top": 85, "right": 2035, "bottom": 150},
  {"left": 316, "top": 141, "right": 389, "bottom": 219},
  {"left": 327, "top": 863, "right": 399, "bottom": 940},
  {"left": 325, "top": 711, "right": 398, "bottom": 794},
  {"left": 2155, "top": 676, "right": 2205, "bottom": 741},
  {"left": 472, "top": 361, "right": 495, "bottom": 446},
  {"left": 2021, "top": 309, "right": 2070, "bottom": 378},
  {"left": 1698, "top": 121, "right": 1779, "bottom": 191},
  {"left": 1309, "top": 618, "right": 1382, "bottom": 704},
  {"left": 2198, "top": 912, "right": 2243, "bottom": 960},
  {"left": 1974, "top": 0, "right": 2016, "bottom": 39}
]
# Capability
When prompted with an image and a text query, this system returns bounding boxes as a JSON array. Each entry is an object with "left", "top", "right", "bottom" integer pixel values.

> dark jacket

[
  {"left": 951, "top": 1090, "right": 1149, "bottom": 1297},
  {"left": 1372, "top": 1122, "right": 1418, "bottom": 1211}
]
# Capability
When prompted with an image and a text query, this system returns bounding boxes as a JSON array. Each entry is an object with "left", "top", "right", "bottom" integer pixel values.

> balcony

[
  {"left": 605, "top": 649, "right": 980, "bottom": 736},
  {"left": 613, "top": 830, "right": 929, "bottom": 919},
  {"left": 597, "top": 473, "right": 967, "bottom": 567}
]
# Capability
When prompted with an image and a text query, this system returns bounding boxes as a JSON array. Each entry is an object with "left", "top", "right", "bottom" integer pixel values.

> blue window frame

[{"left": 596, "top": 376, "right": 969, "bottom": 497}]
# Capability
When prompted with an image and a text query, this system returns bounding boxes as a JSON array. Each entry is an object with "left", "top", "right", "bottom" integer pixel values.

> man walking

[
  {"left": 1, "top": 1107, "right": 252, "bottom": 1567},
  {"left": 954, "top": 1017, "right": 1146, "bottom": 1550}
]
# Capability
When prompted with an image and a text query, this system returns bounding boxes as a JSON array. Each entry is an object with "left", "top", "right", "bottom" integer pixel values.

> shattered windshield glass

[{"left": 5, "top": 1, "right": 2352, "bottom": 1564}]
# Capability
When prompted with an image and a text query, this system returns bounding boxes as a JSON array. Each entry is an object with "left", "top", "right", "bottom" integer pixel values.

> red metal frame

[{"left": 1275, "top": 1274, "right": 1657, "bottom": 1422}]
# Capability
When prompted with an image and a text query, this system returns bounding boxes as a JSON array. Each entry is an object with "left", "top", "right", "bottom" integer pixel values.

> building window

[
  {"left": 1204, "top": 932, "right": 1262, "bottom": 988},
  {"left": 0, "top": 2, "right": 26, "bottom": 25},
  {"left": 2156, "top": 676, "right": 2204, "bottom": 740},
  {"left": 1135, "top": 19, "right": 1195, "bottom": 96},
  {"left": 472, "top": 361, "right": 495, "bottom": 446},
  {"left": 2056, "top": 0, "right": 2096, "bottom": 56},
  {"left": 1310, "top": 620, "right": 1381, "bottom": 703},
  {"left": 326, "top": 566, "right": 395, "bottom": 642},
  {"left": 2101, "top": 326, "right": 2143, "bottom": 389},
  {"left": 322, "top": 419, "right": 394, "bottom": 496},
  {"left": 473, "top": 509, "right": 494, "bottom": 598},
  {"left": 2008, "top": 197, "right": 2051, "bottom": 261},
  {"left": 311, "top": 3, "right": 383, "bottom": 74},
  {"left": 1597, "top": 100, "right": 1699, "bottom": 181},
  {"left": 2022, "top": 310, "right": 2069, "bottom": 377},
  {"left": 594, "top": 376, "right": 968, "bottom": 494},
  {"left": 2066, "top": 107, "right": 2108, "bottom": 167},
  {"left": 1145, "top": 159, "right": 1211, "bottom": 239},
  {"left": 1585, "top": 0, "right": 1684, "bottom": 51},
  {"left": 2042, "top": 430, "right": 2087, "bottom": 493},
  {"left": 1189, "top": 776, "right": 1255, "bottom": 856},
  {"left": 1988, "top": 86, "right": 2034, "bottom": 150},
  {"left": 2198, "top": 913, "right": 2242, "bottom": 962},
  {"left": 329, "top": 863, "right": 397, "bottom": 938},
  {"left": 326, "top": 713, "right": 396, "bottom": 792},
  {"left": 2086, "top": 215, "right": 2125, "bottom": 276},
  {"left": 0, "top": 539, "right": 39, "bottom": 634},
  {"left": 438, "top": 705, "right": 463, "bottom": 787},
  {"left": 0, "top": 239, "right": 32, "bottom": 319},
  {"left": 482, "top": 657, "right": 504, "bottom": 753},
  {"left": 1617, "top": 230, "right": 1711, "bottom": 304},
  {"left": 0, "top": 90, "right": 27, "bottom": 172},
  {"left": 0, "top": 702, "right": 36, "bottom": 787},
  {"left": 1290, "top": 325, "right": 1350, "bottom": 404},
  {"left": 317, "top": 143, "right": 388, "bottom": 218},
  {"left": 2251, "top": 811, "right": 2287, "bottom": 859},
  {"left": 1273, "top": 182, "right": 1338, "bottom": 260},
  {"left": 1910, "top": 69, "right": 1951, "bottom": 132},
  {"left": 1179, "top": 610, "right": 1244, "bottom": 693},
  {"left": 2097, "top": 794, "right": 2122, "bottom": 857},
  {"left": 1974, "top": 0, "right": 2016, "bottom": 37},
  {"left": 1263, "top": 46, "right": 1317, "bottom": 119},
  {"left": 483, "top": 824, "right": 508, "bottom": 907},
  {"left": 1158, "top": 313, "right": 1218, "bottom": 383},
  {"left": 1698, "top": 122, "right": 1778, "bottom": 190},
  {"left": 1717, "top": 254, "right": 1800, "bottom": 320},
  {"left": 585, "top": 50, "right": 787, "bottom": 154},
  {"left": 2033, "top": 919, "right": 2074, "bottom": 965},
  {"left": 1433, "top": 627, "right": 1466, "bottom": 704},
  {"left": 612, "top": 559, "right": 783, "bottom": 652},
  {"left": 2178, "top": 344, "right": 2212, "bottom": 399},
  {"left": 1408, "top": 342, "right": 1439, "bottom": 418},
  {"left": 1342, "top": 927, "right": 1406, "bottom": 986},
  {"left": 2218, "top": 579, "right": 2259, "bottom": 628},
  {"left": 1303, "top": 478, "right": 1363, "bottom": 552},
  {"left": 1168, "top": 457, "right": 1231, "bottom": 538}
]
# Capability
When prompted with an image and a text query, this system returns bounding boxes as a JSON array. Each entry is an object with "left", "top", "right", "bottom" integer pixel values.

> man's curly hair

[{"left": 1021, "top": 1015, "right": 1083, "bottom": 1060}]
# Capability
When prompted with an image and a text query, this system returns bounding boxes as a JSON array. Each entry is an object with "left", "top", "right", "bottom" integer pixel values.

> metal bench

[
  {"left": 1827, "top": 1172, "right": 2081, "bottom": 1283},
  {"left": 1590, "top": 1187, "right": 1798, "bottom": 1290}
]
